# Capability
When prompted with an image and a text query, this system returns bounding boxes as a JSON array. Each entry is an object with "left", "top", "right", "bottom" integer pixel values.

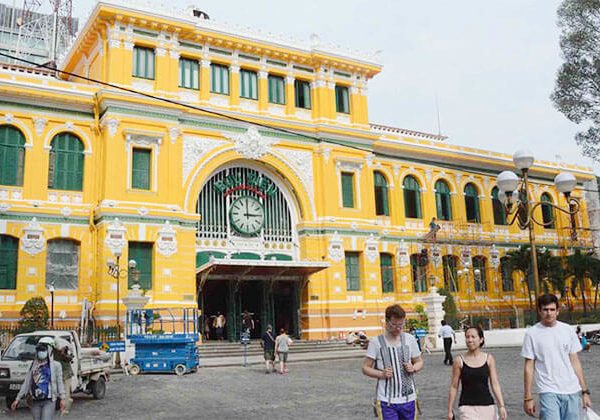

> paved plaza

[{"left": 2, "top": 346, "right": 599, "bottom": 419}]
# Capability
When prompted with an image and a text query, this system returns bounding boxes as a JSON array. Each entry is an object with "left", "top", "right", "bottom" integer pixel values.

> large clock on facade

[{"left": 229, "top": 196, "right": 265, "bottom": 236}]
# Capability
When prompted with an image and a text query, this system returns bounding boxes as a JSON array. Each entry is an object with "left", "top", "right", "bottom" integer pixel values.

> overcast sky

[{"left": 72, "top": 0, "right": 598, "bottom": 174}]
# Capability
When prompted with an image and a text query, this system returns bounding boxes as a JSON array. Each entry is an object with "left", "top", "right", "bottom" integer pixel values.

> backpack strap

[{"left": 376, "top": 334, "right": 393, "bottom": 405}]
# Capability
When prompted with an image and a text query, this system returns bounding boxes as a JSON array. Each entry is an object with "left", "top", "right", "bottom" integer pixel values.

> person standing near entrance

[
  {"left": 261, "top": 325, "right": 276, "bottom": 374},
  {"left": 213, "top": 312, "right": 226, "bottom": 340},
  {"left": 438, "top": 320, "right": 456, "bottom": 365},
  {"left": 275, "top": 328, "right": 293, "bottom": 374},
  {"left": 522, "top": 294, "right": 592, "bottom": 419},
  {"left": 242, "top": 310, "right": 255, "bottom": 334},
  {"left": 362, "top": 304, "right": 424, "bottom": 420}
]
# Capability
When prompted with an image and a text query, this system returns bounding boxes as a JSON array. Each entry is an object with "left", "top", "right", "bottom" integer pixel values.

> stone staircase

[{"left": 198, "top": 339, "right": 365, "bottom": 367}]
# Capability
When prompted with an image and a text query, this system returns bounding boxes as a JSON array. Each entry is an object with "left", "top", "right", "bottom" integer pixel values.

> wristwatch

[{"left": 582, "top": 389, "right": 591, "bottom": 396}]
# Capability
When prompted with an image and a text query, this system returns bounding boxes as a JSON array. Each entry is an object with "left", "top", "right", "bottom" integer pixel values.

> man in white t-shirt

[
  {"left": 362, "top": 304, "right": 423, "bottom": 420},
  {"left": 521, "top": 294, "right": 592, "bottom": 419}
]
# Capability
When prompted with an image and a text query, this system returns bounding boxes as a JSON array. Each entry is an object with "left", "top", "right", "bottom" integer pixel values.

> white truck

[{"left": 0, "top": 330, "right": 112, "bottom": 409}]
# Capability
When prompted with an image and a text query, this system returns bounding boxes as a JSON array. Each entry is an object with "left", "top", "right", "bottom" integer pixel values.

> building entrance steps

[{"left": 197, "top": 339, "right": 368, "bottom": 367}]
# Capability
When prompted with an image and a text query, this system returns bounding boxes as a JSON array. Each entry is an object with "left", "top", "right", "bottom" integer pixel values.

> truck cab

[{"left": 0, "top": 330, "right": 110, "bottom": 409}]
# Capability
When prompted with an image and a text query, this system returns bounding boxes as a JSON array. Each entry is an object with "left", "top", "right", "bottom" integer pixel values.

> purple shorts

[{"left": 376, "top": 400, "right": 416, "bottom": 420}]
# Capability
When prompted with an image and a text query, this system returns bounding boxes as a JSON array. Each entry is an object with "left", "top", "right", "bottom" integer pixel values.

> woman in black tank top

[{"left": 446, "top": 326, "right": 507, "bottom": 420}]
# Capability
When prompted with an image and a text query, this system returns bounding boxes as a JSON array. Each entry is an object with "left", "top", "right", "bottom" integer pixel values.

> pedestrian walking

[
  {"left": 362, "top": 304, "right": 424, "bottom": 420},
  {"left": 275, "top": 328, "right": 293, "bottom": 374},
  {"left": 261, "top": 324, "right": 276, "bottom": 374},
  {"left": 438, "top": 320, "right": 456, "bottom": 365},
  {"left": 522, "top": 294, "right": 592, "bottom": 419},
  {"left": 447, "top": 326, "right": 507, "bottom": 420},
  {"left": 53, "top": 338, "right": 74, "bottom": 414},
  {"left": 577, "top": 326, "right": 591, "bottom": 352},
  {"left": 10, "top": 337, "right": 66, "bottom": 419},
  {"left": 213, "top": 312, "right": 226, "bottom": 341}
]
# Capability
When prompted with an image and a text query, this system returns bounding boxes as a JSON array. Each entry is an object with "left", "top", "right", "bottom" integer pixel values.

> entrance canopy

[{"left": 196, "top": 259, "right": 329, "bottom": 281}]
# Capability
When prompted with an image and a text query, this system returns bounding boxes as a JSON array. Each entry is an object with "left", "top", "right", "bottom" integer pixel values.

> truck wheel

[
  {"left": 91, "top": 377, "right": 106, "bottom": 400},
  {"left": 129, "top": 364, "right": 140, "bottom": 375},
  {"left": 174, "top": 364, "right": 186, "bottom": 376},
  {"left": 5, "top": 394, "right": 16, "bottom": 410}
]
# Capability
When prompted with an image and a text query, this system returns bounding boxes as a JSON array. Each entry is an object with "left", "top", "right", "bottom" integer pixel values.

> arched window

[
  {"left": 48, "top": 133, "right": 84, "bottom": 191},
  {"left": 442, "top": 255, "right": 459, "bottom": 292},
  {"left": 491, "top": 187, "right": 507, "bottom": 225},
  {"left": 500, "top": 256, "right": 513, "bottom": 292},
  {"left": 0, "top": 235, "right": 18, "bottom": 289},
  {"left": 403, "top": 176, "right": 422, "bottom": 219},
  {"left": 541, "top": 193, "right": 555, "bottom": 229},
  {"left": 472, "top": 255, "right": 487, "bottom": 292},
  {"left": 46, "top": 239, "right": 80, "bottom": 290},
  {"left": 374, "top": 171, "right": 389, "bottom": 216},
  {"left": 435, "top": 179, "right": 452, "bottom": 221},
  {"left": 380, "top": 253, "right": 394, "bottom": 293},
  {"left": 464, "top": 183, "right": 480, "bottom": 223},
  {"left": 0, "top": 125, "right": 25, "bottom": 186},
  {"left": 411, "top": 252, "right": 427, "bottom": 292}
]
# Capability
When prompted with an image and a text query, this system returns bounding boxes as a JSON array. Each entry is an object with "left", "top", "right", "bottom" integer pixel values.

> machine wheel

[
  {"left": 174, "top": 364, "right": 186, "bottom": 376},
  {"left": 129, "top": 364, "right": 141, "bottom": 376},
  {"left": 5, "top": 394, "right": 16, "bottom": 410},
  {"left": 90, "top": 377, "right": 106, "bottom": 400}
]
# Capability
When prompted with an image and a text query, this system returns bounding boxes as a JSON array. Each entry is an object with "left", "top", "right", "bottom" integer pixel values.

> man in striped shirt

[{"left": 362, "top": 304, "right": 424, "bottom": 420}]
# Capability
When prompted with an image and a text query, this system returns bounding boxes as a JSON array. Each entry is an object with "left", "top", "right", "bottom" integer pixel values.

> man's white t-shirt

[
  {"left": 438, "top": 325, "right": 454, "bottom": 338},
  {"left": 521, "top": 321, "right": 582, "bottom": 394},
  {"left": 366, "top": 332, "right": 421, "bottom": 404}
]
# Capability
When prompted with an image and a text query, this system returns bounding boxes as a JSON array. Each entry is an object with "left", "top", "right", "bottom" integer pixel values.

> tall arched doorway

[{"left": 195, "top": 164, "right": 327, "bottom": 341}]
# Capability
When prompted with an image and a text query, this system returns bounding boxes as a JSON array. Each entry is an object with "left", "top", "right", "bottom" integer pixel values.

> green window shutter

[
  {"left": 268, "top": 75, "right": 284, "bottom": 104},
  {"left": 128, "top": 242, "right": 153, "bottom": 290},
  {"left": 0, "top": 235, "right": 18, "bottom": 289},
  {"left": 345, "top": 252, "right": 360, "bottom": 291},
  {"left": 211, "top": 63, "right": 230, "bottom": 94},
  {"left": 465, "top": 184, "right": 480, "bottom": 223},
  {"left": 380, "top": 253, "right": 394, "bottom": 293},
  {"left": 179, "top": 58, "right": 198, "bottom": 89},
  {"left": 49, "top": 134, "right": 84, "bottom": 191},
  {"left": 341, "top": 172, "right": 355, "bottom": 208},
  {"left": 374, "top": 172, "right": 389, "bottom": 216},
  {"left": 294, "top": 80, "right": 311, "bottom": 109},
  {"left": 240, "top": 70, "right": 257, "bottom": 99},
  {"left": 132, "top": 148, "right": 151, "bottom": 190},
  {"left": 0, "top": 126, "right": 25, "bottom": 186},
  {"left": 133, "top": 47, "right": 155, "bottom": 79}
]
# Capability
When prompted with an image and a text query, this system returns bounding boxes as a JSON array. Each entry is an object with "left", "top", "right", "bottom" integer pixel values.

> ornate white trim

[
  {"left": 33, "top": 118, "right": 48, "bottom": 136},
  {"left": 156, "top": 221, "right": 178, "bottom": 257},
  {"left": 365, "top": 234, "right": 378, "bottom": 263},
  {"left": 101, "top": 118, "right": 119, "bottom": 137},
  {"left": 182, "top": 136, "right": 227, "bottom": 184},
  {"left": 273, "top": 148, "right": 314, "bottom": 202},
  {"left": 20, "top": 218, "right": 45, "bottom": 256},
  {"left": 168, "top": 126, "right": 181, "bottom": 144},
  {"left": 228, "top": 127, "right": 278, "bottom": 160},
  {"left": 396, "top": 240, "right": 409, "bottom": 267},
  {"left": 328, "top": 231, "right": 344, "bottom": 262},
  {"left": 104, "top": 218, "right": 127, "bottom": 256}
]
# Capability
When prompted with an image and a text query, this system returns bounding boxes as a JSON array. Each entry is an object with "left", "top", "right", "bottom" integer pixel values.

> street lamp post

[
  {"left": 48, "top": 282, "right": 55, "bottom": 328},
  {"left": 107, "top": 253, "right": 138, "bottom": 340},
  {"left": 496, "top": 149, "right": 580, "bottom": 301}
]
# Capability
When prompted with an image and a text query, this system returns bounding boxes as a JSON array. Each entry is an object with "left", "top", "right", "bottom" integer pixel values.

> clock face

[{"left": 229, "top": 196, "right": 265, "bottom": 236}]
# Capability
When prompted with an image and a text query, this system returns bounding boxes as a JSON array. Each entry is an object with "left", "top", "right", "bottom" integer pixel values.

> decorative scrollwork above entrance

[{"left": 229, "top": 127, "right": 278, "bottom": 160}]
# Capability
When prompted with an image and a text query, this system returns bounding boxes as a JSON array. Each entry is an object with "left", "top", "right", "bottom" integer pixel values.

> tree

[
  {"left": 506, "top": 245, "right": 535, "bottom": 311},
  {"left": 438, "top": 287, "right": 458, "bottom": 327},
  {"left": 564, "top": 249, "right": 600, "bottom": 313},
  {"left": 538, "top": 249, "right": 564, "bottom": 294},
  {"left": 551, "top": 0, "right": 600, "bottom": 160},
  {"left": 17, "top": 297, "right": 49, "bottom": 333}
]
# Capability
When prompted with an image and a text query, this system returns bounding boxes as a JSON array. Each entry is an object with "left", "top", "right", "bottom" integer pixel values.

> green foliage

[
  {"left": 17, "top": 297, "right": 49, "bottom": 333},
  {"left": 406, "top": 304, "right": 428, "bottom": 330},
  {"left": 551, "top": 0, "right": 600, "bottom": 160},
  {"left": 438, "top": 287, "right": 457, "bottom": 319}
]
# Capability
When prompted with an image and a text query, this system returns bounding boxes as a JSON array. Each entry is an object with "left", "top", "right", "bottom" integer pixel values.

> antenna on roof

[
  {"left": 434, "top": 92, "right": 442, "bottom": 136},
  {"left": 192, "top": 9, "right": 209, "bottom": 20}
]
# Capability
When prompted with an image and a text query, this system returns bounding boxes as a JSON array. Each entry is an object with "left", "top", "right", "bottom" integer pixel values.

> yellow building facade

[{"left": 0, "top": 1, "right": 596, "bottom": 339}]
